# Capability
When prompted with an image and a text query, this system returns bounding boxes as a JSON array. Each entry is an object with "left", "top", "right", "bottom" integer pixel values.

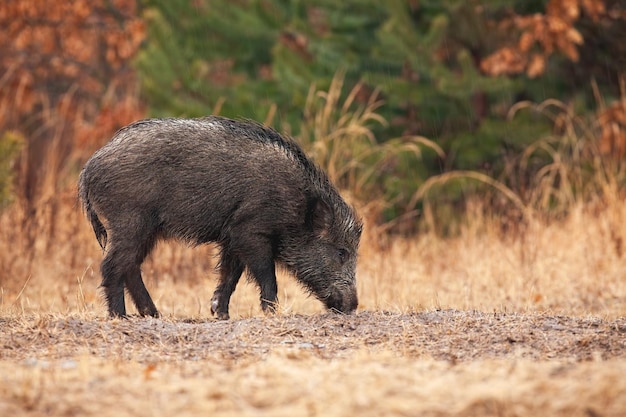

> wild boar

[{"left": 78, "top": 116, "right": 362, "bottom": 319}]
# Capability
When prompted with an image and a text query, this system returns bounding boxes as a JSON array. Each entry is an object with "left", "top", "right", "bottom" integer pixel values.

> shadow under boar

[{"left": 78, "top": 116, "right": 363, "bottom": 319}]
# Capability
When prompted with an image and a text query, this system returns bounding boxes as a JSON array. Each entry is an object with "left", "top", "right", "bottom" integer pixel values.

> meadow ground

[{"left": 1, "top": 196, "right": 625, "bottom": 416}]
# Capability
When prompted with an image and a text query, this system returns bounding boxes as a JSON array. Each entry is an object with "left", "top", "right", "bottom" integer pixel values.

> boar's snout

[{"left": 325, "top": 284, "right": 358, "bottom": 314}]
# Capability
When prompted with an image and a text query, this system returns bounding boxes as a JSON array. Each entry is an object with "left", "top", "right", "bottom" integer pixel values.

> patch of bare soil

[{"left": 2, "top": 310, "right": 625, "bottom": 362}]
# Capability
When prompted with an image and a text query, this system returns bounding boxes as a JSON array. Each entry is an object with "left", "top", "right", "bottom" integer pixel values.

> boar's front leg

[
  {"left": 242, "top": 240, "right": 278, "bottom": 314},
  {"left": 251, "top": 260, "right": 278, "bottom": 314},
  {"left": 211, "top": 250, "right": 244, "bottom": 320}
]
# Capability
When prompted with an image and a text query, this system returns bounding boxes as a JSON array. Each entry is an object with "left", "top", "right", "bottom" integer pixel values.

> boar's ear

[{"left": 305, "top": 198, "right": 333, "bottom": 236}]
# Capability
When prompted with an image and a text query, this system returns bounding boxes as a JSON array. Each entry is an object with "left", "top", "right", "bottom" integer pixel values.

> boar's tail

[
  {"left": 86, "top": 203, "right": 108, "bottom": 250},
  {"left": 78, "top": 178, "right": 107, "bottom": 250}
]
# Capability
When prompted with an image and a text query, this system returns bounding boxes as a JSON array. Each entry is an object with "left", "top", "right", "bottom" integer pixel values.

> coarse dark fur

[{"left": 78, "top": 116, "right": 363, "bottom": 319}]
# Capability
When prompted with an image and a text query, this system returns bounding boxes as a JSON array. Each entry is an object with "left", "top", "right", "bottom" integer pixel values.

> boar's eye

[{"left": 337, "top": 248, "right": 348, "bottom": 264}]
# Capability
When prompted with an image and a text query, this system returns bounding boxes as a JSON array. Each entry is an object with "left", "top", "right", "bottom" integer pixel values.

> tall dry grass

[
  {"left": 1, "top": 184, "right": 624, "bottom": 319},
  {"left": 1, "top": 75, "right": 625, "bottom": 319},
  {"left": 297, "top": 71, "right": 445, "bottom": 222}
]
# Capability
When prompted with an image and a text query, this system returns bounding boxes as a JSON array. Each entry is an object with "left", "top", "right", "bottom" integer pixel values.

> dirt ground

[
  {"left": 2, "top": 310, "right": 625, "bottom": 363},
  {"left": 1, "top": 310, "right": 625, "bottom": 416}
]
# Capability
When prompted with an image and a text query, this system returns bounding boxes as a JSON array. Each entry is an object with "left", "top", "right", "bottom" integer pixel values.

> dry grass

[
  {"left": 1, "top": 77, "right": 626, "bottom": 415},
  {"left": 3, "top": 351, "right": 624, "bottom": 417},
  {"left": 1, "top": 189, "right": 626, "bottom": 416},
  {"left": 3, "top": 191, "right": 625, "bottom": 319}
]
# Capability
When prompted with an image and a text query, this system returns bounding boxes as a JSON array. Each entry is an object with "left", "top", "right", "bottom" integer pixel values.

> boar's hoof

[
  {"left": 261, "top": 299, "right": 278, "bottom": 315},
  {"left": 139, "top": 308, "right": 160, "bottom": 318},
  {"left": 210, "top": 292, "right": 230, "bottom": 320},
  {"left": 215, "top": 311, "right": 230, "bottom": 320}
]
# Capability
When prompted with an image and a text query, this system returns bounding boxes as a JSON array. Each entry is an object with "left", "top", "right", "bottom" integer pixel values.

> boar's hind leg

[
  {"left": 101, "top": 224, "right": 159, "bottom": 318},
  {"left": 211, "top": 251, "right": 244, "bottom": 320},
  {"left": 100, "top": 245, "right": 131, "bottom": 318},
  {"left": 126, "top": 266, "right": 159, "bottom": 318},
  {"left": 125, "top": 230, "right": 159, "bottom": 317}
]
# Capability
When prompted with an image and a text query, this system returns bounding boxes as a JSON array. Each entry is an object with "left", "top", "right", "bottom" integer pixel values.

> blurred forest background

[{"left": 1, "top": 0, "right": 625, "bottom": 240}]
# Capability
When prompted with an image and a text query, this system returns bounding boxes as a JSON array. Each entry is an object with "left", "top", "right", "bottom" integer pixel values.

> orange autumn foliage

[
  {"left": 479, "top": 0, "right": 626, "bottom": 159},
  {"left": 0, "top": 0, "right": 145, "bottom": 204},
  {"left": 596, "top": 79, "right": 626, "bottom": 157},
  {"left": 480, "top": 0, "right": 616, "bottom": 78}
]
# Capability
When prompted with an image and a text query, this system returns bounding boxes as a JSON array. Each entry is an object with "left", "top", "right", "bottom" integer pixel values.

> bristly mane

[
  {"left": 216, "top": 117, "right": 320, "bottom": 179},
  {"left": 214, "top": 116, "right": 363, "bottom": 237}
]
